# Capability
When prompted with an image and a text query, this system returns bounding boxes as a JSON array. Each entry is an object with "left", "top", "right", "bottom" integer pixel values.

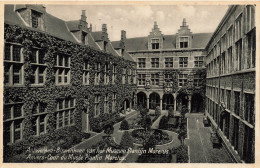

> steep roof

[
  {"left": 91, "top": 31, "right": 103, "bottom": 41},
  {"left": 112, "top": 33, "right": 213, "bottom": 52}
]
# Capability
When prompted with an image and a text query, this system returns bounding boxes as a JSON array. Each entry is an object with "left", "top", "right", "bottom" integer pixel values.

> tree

[
  {"left": 155, "top": 106, "right": 161, "bottom": 117},
  {"left": 141, "top": 115, "right": 152, "bottom": 131},
  {"left": 178, "top": 129, "right": 186, "bottom": 145},
  {"left": 120, "top": 131, "right": 134, "bottom": 149},
  {"left": 168, "top": 106, "right": 174, "bottom": 118},
  {"left": 120, "top": 119, "right": 129, "bottom": 130},
  {"left": 104, "top": 124, "right": 114, "bottom": 135}
]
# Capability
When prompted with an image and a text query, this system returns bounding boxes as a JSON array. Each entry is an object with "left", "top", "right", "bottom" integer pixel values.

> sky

[{"left": 46, "top": 5, "right": 229, "bottom": 41}]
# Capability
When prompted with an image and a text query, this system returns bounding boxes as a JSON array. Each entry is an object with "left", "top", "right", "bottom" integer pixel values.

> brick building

[
  {"left": 3, "top": 4, "right": 137, "bottom": 158},
  {"left": 205, "top": 5, "right": 255, "bottom": 163},
  {"left": 113, "top": 19, "right": 211, "bottom": 113}
]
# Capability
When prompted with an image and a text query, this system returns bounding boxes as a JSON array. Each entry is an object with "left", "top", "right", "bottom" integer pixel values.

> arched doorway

[
  {"left": 137, "top": 92, "right": 147, "bottom": 108},
  {"left": 162, "top": 94, "right": 174, "bottom": 110},
  {"left": 191, "top": 93, "right": 203, "bottom": 113},
  {"left": 149, "top": 92, "right": 160, "bottom": 109},
  {"left": 177, "top": 93, "right": 188, "bottom": 111}
]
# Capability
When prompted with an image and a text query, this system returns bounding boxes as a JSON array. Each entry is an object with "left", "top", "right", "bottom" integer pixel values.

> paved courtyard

[{"left": 185, "top": 113, "right": 234, "bottom": 163}]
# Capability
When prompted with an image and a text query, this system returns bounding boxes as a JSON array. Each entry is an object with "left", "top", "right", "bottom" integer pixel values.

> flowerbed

[{"left": 131, "top": 129, "right": 172, "bottom": 145}]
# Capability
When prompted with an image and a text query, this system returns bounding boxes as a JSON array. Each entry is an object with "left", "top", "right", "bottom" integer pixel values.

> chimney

[
  {"left": 154, "top": 21, "right": 158, "bottom": 29},
  {"left": 89, "top": 24, "right": 92, "bottom": 32},
  {"left": 81, "top": 10, "right": 86, "bottom": 22},
  {"left": 121, "top": 30, "right": 126, "bottom": 41},
  {"left": 182, "top": 18, "right": 187, "bottom": 26},
  {"left": 102, "top": 24, "right": 107, "bottom": 33}
]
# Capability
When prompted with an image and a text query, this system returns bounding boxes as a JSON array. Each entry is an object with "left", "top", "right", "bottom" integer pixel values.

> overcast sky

[{"left": 46, "top": 5, "right": 229, "bottom": 41}]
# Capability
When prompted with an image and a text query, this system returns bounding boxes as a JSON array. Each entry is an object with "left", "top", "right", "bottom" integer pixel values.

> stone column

[
  {"left": 147, "top": 98, "right": 149, "bottom": 109},
  {"left": 130, "top": 100, "right": 132, "bottom": 111},
  {"left": 124, "top": 100, "right": 127, "bottom": 113},
  {"left": 86, "top": 113, "right": 89, "bottom": 133},
  {"left": 188, "top": 95, "right": 192, "bottom": 113},
  {"left": 160, "top": 98, "right": 163, "bottom": 111},
  {"left": 173, "top": 93, "right": 177, "bottom": 112}
]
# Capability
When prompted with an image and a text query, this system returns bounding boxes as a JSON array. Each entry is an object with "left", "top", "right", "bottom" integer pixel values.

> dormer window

[
  {"left": 104, "top": 41, "right": 108, "bottom": 51},
  {"left": 151, "top": 39, "right": 159, "bottom": 49},
  {"left": 81, "top": 32, "right": 88, "bottom": 45},
  {"left": 180, "top": 37, "right": 189, "bottom": 48},
  {"left": 31, "top": 10, "right": 42, "bottom": 28}
]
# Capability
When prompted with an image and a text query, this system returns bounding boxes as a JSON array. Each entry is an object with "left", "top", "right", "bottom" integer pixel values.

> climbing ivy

[{"left": 3, "top": 24, "right": 137, "bottom": 159}]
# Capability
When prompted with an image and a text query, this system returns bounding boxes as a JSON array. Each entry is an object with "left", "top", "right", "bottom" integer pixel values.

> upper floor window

[
  {"left": 32, "top": 49, "right": 46, "bottom": 85},
  {"left": 104, "top": 94, "right": 109, "bottom": 113},
  {"left": 138, "top": 74, "right": 146, "bottom": 86},
  {"left": 128, "top": 69, "right": 132, "bottom": 84},
  {"left": 151, "top": 58, "right": 159, "bottom": 68},
  {"left": 81, "top": 32, "right": 88, "bottom": 45},
  {"left": 122, "top": 68, "right": 126, "bottom": 84},
  {"left": 227, "top": 26, "right": 233, "bottom": 47},
  {"left": 165, "top": 57, "right": 173, "bottom": 68},
  {"left": 235, "top": 14, "right": 243, "bottom": 41},
  {"left": 133, "top": 70, "right": 137, "bottom": 84},
  {"left": 138, "top": 58, "right": 146, "bottom": 68},
  {"left": 194, "top": 56, "right": 203, "bottom": 67},
  {"left": 164, "top": 74, "right": 173, "bottom": 82},
  {"left": 31, "top": 10, "right": 42, "bottom": 28},
  {"left": 4, "top": 43, "right": 24, "bottom": 85},
  {"left": 112, "top": 93, "right": 117, "bottom": 113},
  {"left": 180, "top": 37, "right": 189, "bottom": 48},
  {"left": 104, "top": 63, "right": 110, "bottom": 85},
  {"left": 94, "top": 62, "right": 101, "bottom": 85},
  {"left": 178, "top": 74, "right": 187, "bottom": 87},
  {"left": 151, "top": 39, "right": 159, "bottom": 49},
  {"left": 83, "top": 60, "right": 90, "bottom": 85},
  {"left": 179, "top": 57, "right": 188, "bottom": 67},
  {"left": 193, "top": 74, "right": 201, "bottom": 87},
  {"left": 112, "top": 65, "right": 117, "bottom": 84},
  {"left": 94, "top": 95, "right": 100, "bottom": 117},
  {"left": 151, "top": 73, "right": 159, "bottom": 85},
  {"left": 244, "top": 93, "right": 254, "bottom": 124},
  {"left": 55, "top": 54, "right": 70, "bottom": 85},
  {"left": 234, "top": 91, "right": 240, "bottom": 116}
]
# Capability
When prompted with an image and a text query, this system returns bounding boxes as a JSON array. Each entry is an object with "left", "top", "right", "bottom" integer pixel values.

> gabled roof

[
  {"left": 91, "top": 31, "right": 103, "bottom": 41},
  {"left": 66, "top": 20, "right": 80, "bottom": 31},
  {"left": 112, "top": 33, "right": 213, "bottom": 52}
]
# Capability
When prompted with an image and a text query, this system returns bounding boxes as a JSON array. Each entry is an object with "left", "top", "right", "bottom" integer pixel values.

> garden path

[
  {"left": 151, "top": 110, "right": 168, "bottom": 129},
  {"left": 185, "top": 113, "right": 233, "bottom": 163}
]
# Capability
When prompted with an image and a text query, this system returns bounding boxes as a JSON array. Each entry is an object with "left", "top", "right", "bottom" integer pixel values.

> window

[
  {"left": 194, "top": 56, "right": 203, "bottom": 67},
  {"left": 235, "top": 39, "right": 242, "bottom": 71},
  {"left": 247, "top": 29, "right": 256, "bottom": 68},
  {"left": 138, "top": 58, "right": 146, "bottom": 68},
  {"left": 234, "top": 91, "right": 240, "bottom": 116},
  {"left": 151, "top": 39, "right": 159, "bottom": 49},
  {"left": 179, "top": 57, "right": 188, "bottom": 67},
  {"left": 128, "top": 69, "right": 132, "bottom": 84},
  {"left": 165, "top": 57, "right": 173, "bottom": 68},
  {"left": 31, "top": 49, "right": 46, "bottom": 84},
  {"left": 112, "top": 65, "right": 117, "bottom": 84},
  {"left": 122, "top": 68, "right": 126, "bottom": 84},
  {"left": 228, "top": 47, "right": 233, "bottom": 73},
  {"left": 4, "top": 43, "right": 23, "bottom": 85},
  {"left": 226, "top": 90, "right": 231, "bottom": 110},
  {"left": 180, "top": 37, "right": 189, "bottom": 48},
  {"left": 55, "top": 54, "right": 70, "bottom": 84},
  {"left": 104, "top": 63, "right": 110, "bottom": 85},
  {"left": 227, "top": 26, "right": 233, "bottom": 47},
  {"left": 178, "top": 74, "right": 187, "bottom": 87},
  {"left": 151, "top": 73, "right": 159, "bottom": 85},
  {"left": 138, "top": 74, "right": 146, "bottom": 86},
  {"left": 244, "top": 93, "right": 254, "bottom": 124},
  {"left": 235, "top": 14, "right": 243, "bottom": 41},
  {"left": 56, "top": 98, "right": 75, "bottom": 129},
  {"left": 32, "top": 102, "right": 48, "bottom": 135},
  {"left": 94, "top": 95, "right": 100, "bottom": 117},
  {"left": 83, "top": 60, "right": 90, "bottom": 85},
  {"left": 221, "top": 52, "right": 226, "bottom": 74},
  {"left": 133, "top": 70, "right": 137, "bottom": 84},
  {"left": 94, "top": 62, "right": 101, "bottom": 85},
  {"left": 151, "top": 58, "right": 159, "bottom": 68},
  {"left": 193, "top": 74, "right": 201, "bottom": 87},
  {"left": 243, "top": 126, "right": 254, "bottom": 163},
  {"left": 164, "top": 74, "right": 172, "bottom": 82},
  {"left": 31, "top": 10, "right": 41, "bottom": 28},
  {"left": 246, "top": 5, "right": 254, "bottom": 33},
  {"left": 81, "top": 32, "right": 88, "bottom": 45},
  {"left": 232, "top": 117, "right": 239, "bottom": 151},
  {"left": 112, "top": 93, "right": 116, "bottom": 113},
  {"left": 104, "top": 94, "right": 109, "bottom": 113},
  {"left": 3, "top": 102, "right": 24, "bottom": 144}
]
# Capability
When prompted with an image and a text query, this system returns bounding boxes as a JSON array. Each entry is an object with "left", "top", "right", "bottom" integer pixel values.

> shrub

[
  {"left": 120, "top": 131, "right": 134, "bottom": 149},
  {"left": 120, "top": 119, "right": 129, "bottom": 130},
  {"left": 159, "top": 116, "right": 168, "bottom": 129},
  {"left": 155, "top": 106, "right": 161, "bottom": 117},
  {"left": 173, "top": 145, "right": 188, "bottom": 163},
  {"left": 143, "top": 134, "right": 157, "bottom": 150},
  {"left": 141, "top": 115, "right": 152, "bottom": 131},
  {"left": 168, "top": 106, "right": 174, "bottom": 118},
  {"left": 104, "top": 124, "right": 114, "bottom": 135}
]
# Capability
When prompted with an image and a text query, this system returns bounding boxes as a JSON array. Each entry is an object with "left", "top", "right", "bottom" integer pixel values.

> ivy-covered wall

[{"left": 3, "top": 24, "right": 137, "bottom": 158}]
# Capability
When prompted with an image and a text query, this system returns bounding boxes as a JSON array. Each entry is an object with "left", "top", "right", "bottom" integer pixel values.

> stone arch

[
  {"left": 176, "top": 92, "right": 188, "bottom": 111},
  {"left": 137, "top": 91, "right": 147, "bottom": 108},
  {"left": 162, "top": 94, "right": 174, "bottom": 110},
  {"left": 149, "top": 92, "right": 160, "bottom": 109},
  {"left": 191, "top": 93, "right": 203, "bottom": 113}
]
